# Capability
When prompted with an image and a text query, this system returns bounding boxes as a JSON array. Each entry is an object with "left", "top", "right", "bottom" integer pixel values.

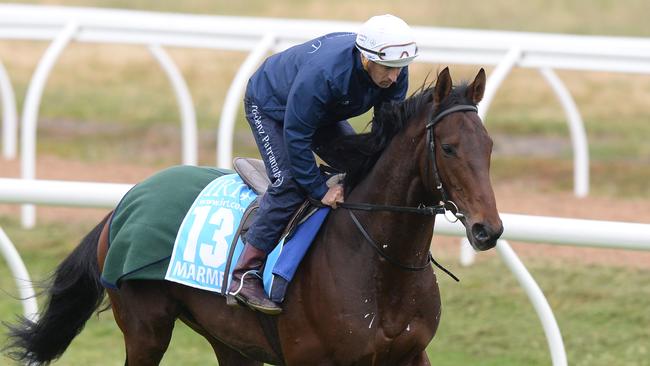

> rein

[
  {"left": 332, "top": 200, "right": 445, "bottom": 216},
  {"left": 349, "top": 210, "right": 460, "bottom": 281}
]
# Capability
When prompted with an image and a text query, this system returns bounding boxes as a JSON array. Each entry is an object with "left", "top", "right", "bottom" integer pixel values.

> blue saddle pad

[{"left": 165, "top": 173, "right": 329, "bottom": 302}]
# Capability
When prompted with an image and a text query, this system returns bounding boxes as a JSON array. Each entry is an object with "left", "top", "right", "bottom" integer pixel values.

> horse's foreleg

[
  {"left": 401, "top": 350, "right": 431, "bottom": 366},
  {"left": 178, "top": 313, "right": 262, "bottom": 366},
  {"left": 112, "top": 280, "right": 180, "bottom": 366},
  {"left": 208, "top": 338, "right": 264, "bottom": 366}
]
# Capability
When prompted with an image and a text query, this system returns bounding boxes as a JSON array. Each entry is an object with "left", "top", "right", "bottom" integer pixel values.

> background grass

[{"left": 1, "top": 1, "right": 650, "bottom": 365}]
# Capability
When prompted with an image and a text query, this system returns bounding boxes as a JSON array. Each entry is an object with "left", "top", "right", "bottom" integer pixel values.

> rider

[{"left": 228, "top": 14, "right": 419, "bottom": 315}]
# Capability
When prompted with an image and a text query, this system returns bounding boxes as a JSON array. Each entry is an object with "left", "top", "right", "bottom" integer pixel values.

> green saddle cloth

[{"left": 101, "top": 165, "right": 233, "bottom": 289}]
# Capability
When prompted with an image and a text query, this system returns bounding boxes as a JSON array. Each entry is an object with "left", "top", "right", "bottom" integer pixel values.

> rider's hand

[{"left": 321, "top": 184, "right": 344, "bottom": 209}]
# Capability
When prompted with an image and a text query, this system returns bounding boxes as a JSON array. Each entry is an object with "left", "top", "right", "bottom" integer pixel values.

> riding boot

[{"left": 227, "top": 243, "right": 282, "bottom": 315}]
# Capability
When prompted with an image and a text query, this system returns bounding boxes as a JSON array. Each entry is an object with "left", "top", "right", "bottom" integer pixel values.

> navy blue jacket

[{"left": 246, "top": 32, "right": 408, "bottom": 199}]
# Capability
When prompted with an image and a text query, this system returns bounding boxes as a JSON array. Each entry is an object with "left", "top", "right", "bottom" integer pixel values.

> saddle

[{"left": 232, "top": 157, "right": 319, "bottom": 244}]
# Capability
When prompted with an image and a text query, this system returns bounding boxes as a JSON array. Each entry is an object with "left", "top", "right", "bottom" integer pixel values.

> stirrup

[
  {"left": 228, "top": 270, "right": 260, "bottom": 297},
  {"left": 226, "top": 270, "right": 260, "bottom": 307}
]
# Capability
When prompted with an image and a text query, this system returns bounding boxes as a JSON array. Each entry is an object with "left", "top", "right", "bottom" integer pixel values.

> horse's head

[
  {"left": 323, "top": 68, "right": 503, "bottom": 251},
  {"left": 424, "top": 68, "right": 503, "bottom": 251}
]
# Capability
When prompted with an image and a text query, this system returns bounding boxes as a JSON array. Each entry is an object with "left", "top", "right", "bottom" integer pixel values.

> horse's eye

[{"left": 441, "top": 144, "right": 456, "bottom": 156}]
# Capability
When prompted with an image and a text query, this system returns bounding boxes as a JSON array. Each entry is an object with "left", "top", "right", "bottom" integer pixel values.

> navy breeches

[{"left": 242, "top": 98, "right": 354, "bottom": 253}]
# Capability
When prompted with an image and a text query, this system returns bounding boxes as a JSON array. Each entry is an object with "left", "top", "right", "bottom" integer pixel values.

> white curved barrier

[
  {"left": 478, "top": 47, "right": 522, "bottom": 120},
  {"left": 0, "top": 178, "right": 131, "bottom": 207},
  {"left": 497, "top": 240, "right": 566, "bottom": 366},
  {"left": 148, "top": 45, "right": 198, "bottom": 166},
  {"left": 0, "top": 227, "right": 38, "bottom": 321},
  {"left": 20, "top": 22, "right": 78, "bottom": 229},
  {"left": 6, "top": 178, "right": 646, "bottom": 252},
  {"left": 435, "top": 214, "right": 650, "bottom": 251},
  {"left": 0, "top": 57, "right": 17, "bottom": 160},
  {"left": 217, "top": 34, "right": 276, "bottom": 168},
  {"left": 539, "top": 68, "right": 589, "bottom": 198}
]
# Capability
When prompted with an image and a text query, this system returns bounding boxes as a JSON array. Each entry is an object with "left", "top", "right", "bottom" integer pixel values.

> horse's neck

[
  {"left": 300, "top": 126, "right": 438, "bottom": 333},
  {"left": 345, "top": 126, "right": 436, "bottom": 275}
]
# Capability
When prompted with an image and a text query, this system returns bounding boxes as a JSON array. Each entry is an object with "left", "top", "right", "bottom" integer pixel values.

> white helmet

[{"left": 355, "top": 14, "right": 418, "bottom": 68}]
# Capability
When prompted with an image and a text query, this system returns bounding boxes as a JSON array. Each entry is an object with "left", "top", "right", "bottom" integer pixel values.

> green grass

[
  {"left": 1, "top": 216, "right": 649, "bottom": 365},
  {"left": 429, "top": 255, "right": 650, "bottom": 366}
]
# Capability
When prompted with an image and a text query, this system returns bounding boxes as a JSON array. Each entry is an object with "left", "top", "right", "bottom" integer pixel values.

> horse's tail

[{"left": 3, "top": 213, "right": 110, "bottom": 365}]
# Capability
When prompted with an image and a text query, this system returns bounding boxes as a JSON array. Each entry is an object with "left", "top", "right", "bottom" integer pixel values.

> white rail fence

[
  {"left": 1, "top": 177, "right": 650, "bottom": 365},
  {"left": 0, "top": 227, "right": 38, "bottom": 322},
  {"left": 2, "top": 4, "right": 650, "bottom": 228}
]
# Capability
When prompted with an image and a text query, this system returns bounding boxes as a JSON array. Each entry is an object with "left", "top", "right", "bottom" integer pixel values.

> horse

[{"left": 4, "top": 67, "right": 503, "bottom": 366}]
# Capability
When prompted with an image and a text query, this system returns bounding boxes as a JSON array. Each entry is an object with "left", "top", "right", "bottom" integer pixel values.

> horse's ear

[
  {"left": 467, "top": 68, "right": 486, "bottom": 104},
  {"left": 434, "top": 67, "right": 452, "bottom": 106}
]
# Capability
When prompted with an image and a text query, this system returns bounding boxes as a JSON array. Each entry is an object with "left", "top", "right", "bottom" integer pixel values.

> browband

[{"left": 426, "top": 105, "right": 478, "bottom": 128}]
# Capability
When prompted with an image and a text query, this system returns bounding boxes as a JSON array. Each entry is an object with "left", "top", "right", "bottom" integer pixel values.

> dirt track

[{"left": 1, "top": 155, "right": 649, "bottom": 268}]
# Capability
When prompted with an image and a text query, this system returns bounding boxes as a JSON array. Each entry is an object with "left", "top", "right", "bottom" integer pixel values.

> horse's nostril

[{"left": 471, "top": 223, "right": 489, "bottom": 242}]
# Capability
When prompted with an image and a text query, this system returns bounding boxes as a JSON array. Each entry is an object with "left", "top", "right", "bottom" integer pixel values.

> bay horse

[{"left": 4, "top": 67, "right": 503, "bottom": 365}]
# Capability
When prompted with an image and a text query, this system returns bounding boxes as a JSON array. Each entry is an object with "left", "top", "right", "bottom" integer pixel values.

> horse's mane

[{"left": 325, "top": 79, "right": 473, "bottom": 190}]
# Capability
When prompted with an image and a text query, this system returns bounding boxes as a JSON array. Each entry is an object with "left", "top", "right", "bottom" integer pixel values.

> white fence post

[
  {"left": 217, "top": 34, "right": 276, "bottom": 169},
  {"left": 20, "top": 22, "right": 79, "bottom": 229},
  {"left": 539, "top": 68, "right": 589, "bottom": 197},
  {"left": 148, "top": 44, "right": 198, "bottom": 166},
  {"left": 0, "top": 227, "right": 39, "bottom": 321},
  {"left": 497, "top": 240, "right": 567, "bottom": 366},
  {"left": 478, "top": 46, "right": 522, "bottom": 121},
  {"left": 0, "top": 57, "right": 17, "bottom": 160}
]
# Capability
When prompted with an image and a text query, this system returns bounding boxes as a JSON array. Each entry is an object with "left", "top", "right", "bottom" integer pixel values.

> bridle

[
  {"left": 322, "top": 103, "right": 478, "bottom": 219},
  {"left": 310, "top": 103, "right": 479, "bottom": 278},
  {"left": 425, "top": 104, "right": 479, "bottom": 223}
]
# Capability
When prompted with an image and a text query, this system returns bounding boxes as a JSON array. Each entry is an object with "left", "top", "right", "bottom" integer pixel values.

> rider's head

[{"left": 356, "top": 14, "right": 418, "bottom": 88}]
